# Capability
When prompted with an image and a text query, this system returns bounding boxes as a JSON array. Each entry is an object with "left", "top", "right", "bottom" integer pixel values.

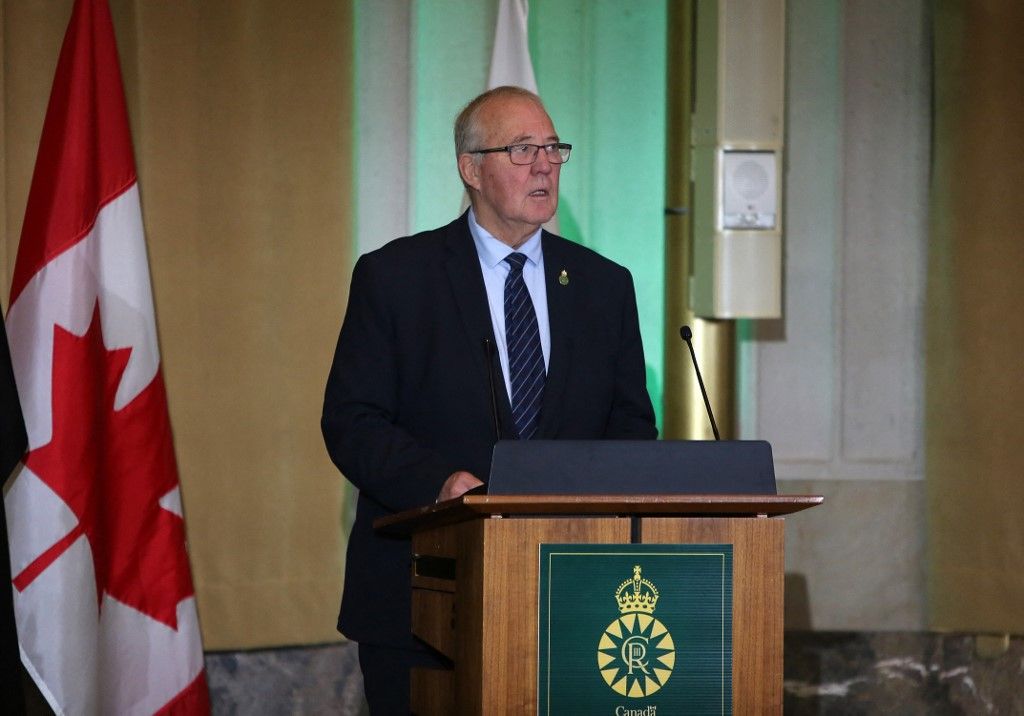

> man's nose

[{"left": 532, "top": 150, "right": 554, "bottom": 174}]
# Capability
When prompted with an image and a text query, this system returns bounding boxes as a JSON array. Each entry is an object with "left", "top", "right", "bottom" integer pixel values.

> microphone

[
  {"left": 678, "top": 325, "right": 721, "bottom": 440},
  {"left": 482, "top": 339, "right": 502, "bottom": 441}
]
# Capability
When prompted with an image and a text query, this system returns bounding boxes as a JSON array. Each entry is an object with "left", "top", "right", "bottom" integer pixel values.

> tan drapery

[
  {"left": 1, "top": 1, "right": 353, "bottom": 650},
  {"left": 927, "top": 0, "right": 1024, "bottom": 634}
]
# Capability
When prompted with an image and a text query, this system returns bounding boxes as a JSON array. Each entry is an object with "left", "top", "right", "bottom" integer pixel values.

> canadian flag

[{"left": 4, "top": 0, "right": 208, "bottom": 713}]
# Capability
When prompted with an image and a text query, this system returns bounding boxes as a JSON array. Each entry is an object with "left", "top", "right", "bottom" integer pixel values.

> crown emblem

[{"left": 614, "top": 565, "right": 659, "bottom": 614}]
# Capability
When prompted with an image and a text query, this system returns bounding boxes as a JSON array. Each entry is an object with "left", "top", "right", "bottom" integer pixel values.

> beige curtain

[
  {"left": 1, "top": 0, "right": 354, "bottom": 650},
  {"left": 927, "top": 0, "right": 1024, "bottom": 634}
]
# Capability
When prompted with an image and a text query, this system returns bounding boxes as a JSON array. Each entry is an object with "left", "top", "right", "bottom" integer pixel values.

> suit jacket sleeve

[
  {"left": 321, "top": 253, "right": 456, "bottom": 512},
  {"left": 605, "top": 269, "right": 658, "bottom": 440}
]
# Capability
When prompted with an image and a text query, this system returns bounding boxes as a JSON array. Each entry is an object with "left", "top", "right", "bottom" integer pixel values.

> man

[{"left": 322, "top": 86, "right": 657, "bottom": 713}]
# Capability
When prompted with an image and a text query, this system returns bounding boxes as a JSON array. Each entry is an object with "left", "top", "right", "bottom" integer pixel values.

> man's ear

[{"left": 458, "top": 153, "right": 481, "bottom": 191}]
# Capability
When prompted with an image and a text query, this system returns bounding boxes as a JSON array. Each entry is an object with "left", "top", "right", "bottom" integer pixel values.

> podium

[{"left": 377, "top": 493, "right": 821, "bottom": 714}]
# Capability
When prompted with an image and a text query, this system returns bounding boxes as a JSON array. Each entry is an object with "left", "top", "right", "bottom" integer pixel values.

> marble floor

[
  {"left": 782, "top": 632, "right": 1022, "bottom": 715},
  {"left": 207, "top": 642, "right": 366, "bottom": 715},
  {"left": 204, "top": 632, "right": 1023, "bottom": 714}
]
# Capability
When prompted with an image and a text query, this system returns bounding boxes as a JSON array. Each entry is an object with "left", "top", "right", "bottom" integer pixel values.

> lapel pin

[{"left": 558, "top": 269, "right": 569, "bottom": 286}]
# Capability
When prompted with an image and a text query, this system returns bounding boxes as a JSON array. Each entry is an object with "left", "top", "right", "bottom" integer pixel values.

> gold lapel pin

[{"left": 558, "top": 269, "right": 569, "bottom": 286}]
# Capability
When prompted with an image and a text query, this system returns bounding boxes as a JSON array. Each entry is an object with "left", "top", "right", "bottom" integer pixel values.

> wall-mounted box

[{"left": 690, "top": 0, "right": 785, "bottom": 319}]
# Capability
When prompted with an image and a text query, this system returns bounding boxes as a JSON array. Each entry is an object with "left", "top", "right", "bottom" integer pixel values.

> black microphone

[
  {"left": 482, "top": 339, "right": 502, "bottom": 441},
  {"left": 679, "top": 325, "right": 721, "bottom": 440}
]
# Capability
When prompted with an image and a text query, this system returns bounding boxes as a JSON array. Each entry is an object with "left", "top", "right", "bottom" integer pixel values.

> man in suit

[{"left": 322, "top": 85, "right": 657, "bottom": 713}]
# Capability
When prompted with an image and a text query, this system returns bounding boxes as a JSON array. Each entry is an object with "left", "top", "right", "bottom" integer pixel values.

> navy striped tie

[{"left": 503, "top": 253, "right": 545, "bottom": 439}]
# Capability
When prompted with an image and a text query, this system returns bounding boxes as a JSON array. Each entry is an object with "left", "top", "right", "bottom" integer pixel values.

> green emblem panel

[{"left": 538, "top": 544, "right": 733, "bottom": 714}]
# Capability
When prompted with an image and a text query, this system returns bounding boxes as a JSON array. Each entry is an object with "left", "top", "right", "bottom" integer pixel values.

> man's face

[{"left": 459, "top": 96, "right": 560, "bottom": 247}]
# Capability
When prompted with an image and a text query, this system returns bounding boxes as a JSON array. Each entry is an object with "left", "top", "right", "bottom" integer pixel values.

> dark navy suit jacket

[{"left": 321, "top": 212, "right": 656, "bottom": 647}]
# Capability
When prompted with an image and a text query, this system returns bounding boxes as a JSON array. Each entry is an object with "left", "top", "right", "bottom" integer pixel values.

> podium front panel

[{"left": 642, "top": 516, "right": 784, "bottom": 713}]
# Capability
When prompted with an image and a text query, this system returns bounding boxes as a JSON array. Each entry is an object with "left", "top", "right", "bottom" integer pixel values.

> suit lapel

[
  {"left": 537, "top": 233, "right": 575, "bottom": 436},
  {"left": 444, "top": 214, "right": 516, "bottom": 437}
]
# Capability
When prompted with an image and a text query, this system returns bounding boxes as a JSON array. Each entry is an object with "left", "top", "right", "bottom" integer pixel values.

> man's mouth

[{"left": 529, "top": 189, "right": 550, "bottom": 197}]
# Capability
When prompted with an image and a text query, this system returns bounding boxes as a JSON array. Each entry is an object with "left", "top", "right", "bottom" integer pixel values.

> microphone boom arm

[{"left": 679, "top": 325, "right": 721, "bottom": 441}]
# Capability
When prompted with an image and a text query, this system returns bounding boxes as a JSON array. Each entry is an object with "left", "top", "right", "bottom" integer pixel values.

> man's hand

[{"left": 437, "top": 470, "right": 484, "bottom": 502}]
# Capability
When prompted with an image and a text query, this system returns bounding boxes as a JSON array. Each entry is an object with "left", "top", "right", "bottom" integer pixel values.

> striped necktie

[{"left": 503, "top": 252, "right": 545, "bottom": 439}]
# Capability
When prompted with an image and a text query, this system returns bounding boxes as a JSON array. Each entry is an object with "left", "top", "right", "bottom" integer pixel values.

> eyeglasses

[{"left": 470, "top": 142, "right": 572, "bottom": 165}]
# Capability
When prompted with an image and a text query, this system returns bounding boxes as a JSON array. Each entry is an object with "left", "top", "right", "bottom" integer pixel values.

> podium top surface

[
  {"left": 375, "top": 493, "right": 823, "bottom": 535},
  {"left": 485, "top": 439, "right": 778, "bottom": 495}
]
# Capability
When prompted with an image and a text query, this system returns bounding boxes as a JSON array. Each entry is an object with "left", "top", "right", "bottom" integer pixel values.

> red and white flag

[{"left": 4, "top": 0, "right": 208, "bottom": 713}]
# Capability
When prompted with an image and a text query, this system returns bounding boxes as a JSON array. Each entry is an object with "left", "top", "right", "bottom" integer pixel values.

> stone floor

[
  {"left": 782, "top": 632, "right": 1023, "bottom": 715},
  {"left": 203, "top": 632, "right": 1023, "bottom": 714},
  {"left": 207, "top": 642, "right": 366, "bottom": 715}
]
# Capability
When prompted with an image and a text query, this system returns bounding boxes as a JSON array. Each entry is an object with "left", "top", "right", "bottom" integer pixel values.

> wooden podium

[{"left": 377, "top": 494, "right": 821, "bottom": 714}]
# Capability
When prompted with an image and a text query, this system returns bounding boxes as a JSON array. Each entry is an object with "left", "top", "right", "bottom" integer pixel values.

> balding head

[{"left": 454, "top": 86, "right": 549, "bottom": 160}]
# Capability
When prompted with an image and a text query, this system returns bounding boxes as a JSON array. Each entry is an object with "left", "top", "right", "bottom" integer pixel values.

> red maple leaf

[{"left": 14, "top": 304, "right": 194, "bottom": 629}]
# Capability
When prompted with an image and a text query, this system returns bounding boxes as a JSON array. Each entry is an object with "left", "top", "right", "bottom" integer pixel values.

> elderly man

[{"left": 322, "top": 85, "right": 656, "bottom": 713}]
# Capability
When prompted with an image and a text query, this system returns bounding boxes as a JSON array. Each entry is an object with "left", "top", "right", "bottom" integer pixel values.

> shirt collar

[{"left": 468, "top": 207, "right": 544, "bottom": 269}]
